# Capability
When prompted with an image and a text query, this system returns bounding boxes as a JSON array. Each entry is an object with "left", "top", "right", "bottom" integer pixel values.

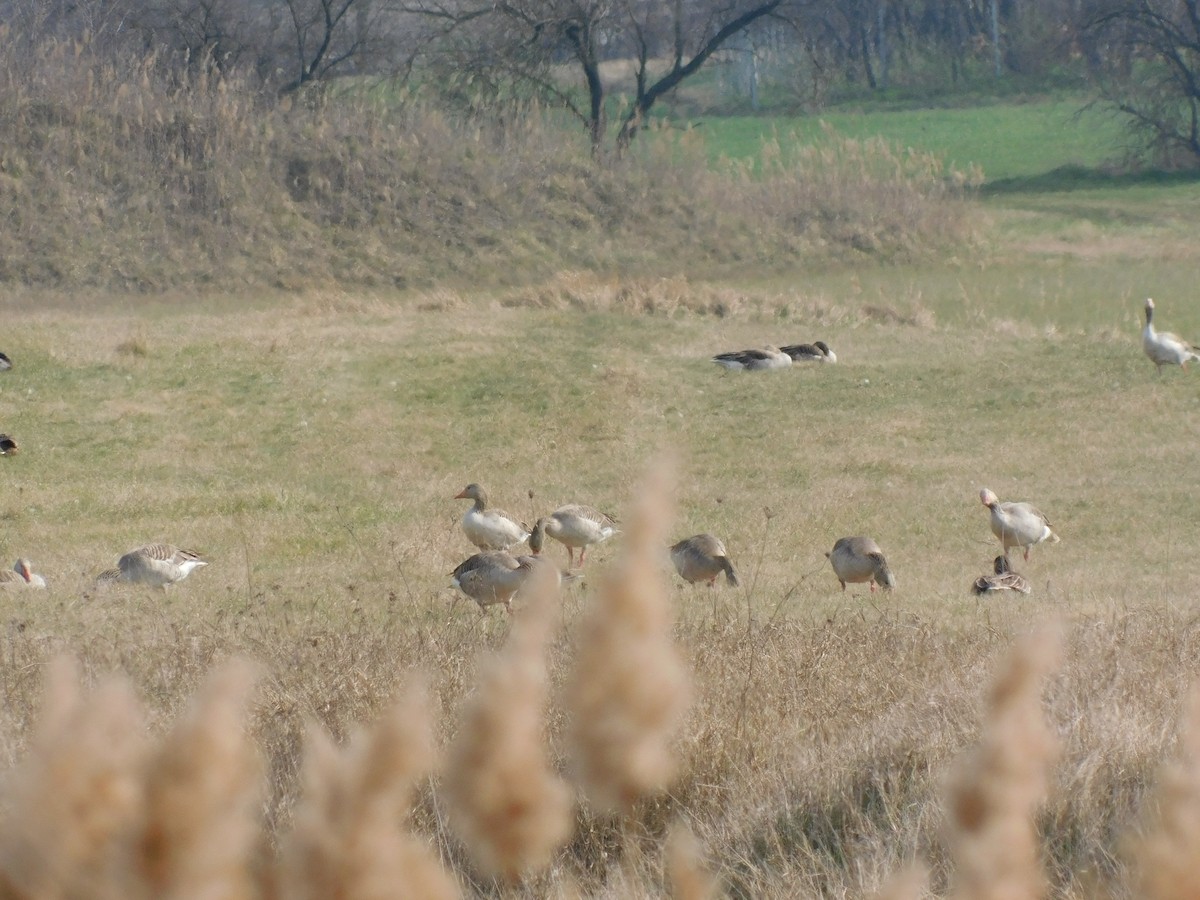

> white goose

[
  {"left": 1143, "top": 298, "right": 1200, "bottom": 375},
  {"left": 117, "top": 544, "right": 208, "bottom": 589},
  {"left": 826, "top": 537, "right": 895, "bottom": 593},
  {"left": 454, "top": 483, "right": 530, "bottom": 551},
  {"left": 541, "top": 504, "right": 619, "bottom": 567},
  {"left": 711, "top": 346, "right": 792, "bottom": 371},
  {"left": 0, "top": 558, "right": 46, "bottom": 588},
  {"left": 670, "top": 534, "right": 740, "bottom": 587},
  {"left": 979, "top": 489, "right": 1059, "bottom": 562}
]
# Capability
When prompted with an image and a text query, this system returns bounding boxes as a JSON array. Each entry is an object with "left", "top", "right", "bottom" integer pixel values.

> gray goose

[
  {"left": 670, "top": 534, "right": 739, "bottom": 587},
  {"left": 972, "top": 556, "right": 1031, "bottom": 596},
  {"left": 117, "top": 544, "right": 208, "bottom": 589},
  {"left": 780, "top": 341, "right": 837, "bottom": 363},
  {"left": 979, "top": 489, "right": 1059, "bottom": 562},
  {"left": 0, "top": 558, "right": 45, "bottom": 588},
  {"left": 541, "top": 504, "right": 619, "bottom": 567},
  {"left": 826, "top": 537, "right": 895, "bottom": 593},
  {"left": 711, "top": 346, "right": 792, "bottom": 371},
  {"left": 454, "top": 482, "right": 530, "bottom": 551}
]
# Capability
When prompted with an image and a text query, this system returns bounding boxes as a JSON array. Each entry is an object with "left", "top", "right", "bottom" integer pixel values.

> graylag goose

[
  {"left": 972, "top": 556, "right": 1031, "bottom": 596},
  {"left": 670, "top": 534, "right": 740, "bottom": 587},
  {"left": 0, "top": 352, "right": 10, "bottom": 370},
  {"left": 0, "top": 435, "right": 16, "bottom": 456},
  {"left": 1143, "top": 298, "right": 1200, "bottom": 375},
  {"left": 450, "top": 551, "right": 527, "bottom": 613},
  {"left": 826, "top": 537, "right": 895, "bottom": 592},
  {"left": 781, "top": 341, "right": 837, "bottom": 363},
  {"left": 117, "top": 544, "right": 208, "bottom": 589},
  {"left": 0, "top": 558, "right": 46, "bottom": 588},
  {"left": 541, "top": 504, "right": 619, "bottom": 567},
  {"left": 94, "top": 568, "right": 124, "bottom": 589},
  {"left": 711, "top": 346, "right": 792, "bottom": 371},
  {"left": 455, "top": 483, "right": 530, "bottom": 551},
  {"left": 979, "top": 489, "right": 1059, "bottom": 562}
]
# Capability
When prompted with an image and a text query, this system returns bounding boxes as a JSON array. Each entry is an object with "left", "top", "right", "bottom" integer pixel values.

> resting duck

[
  {"left": 670, "top": 534, "right": 739, "bottom": 587},
  {"left": 0, "top": 352, "right": 11, "bottom": 371},
  {"left": 781, "top": 341, "right": 837, "bottom": 363},
  {"left": 541, "top": 504, "right": 619, "bottom": 566},
  {"left": 0, "top": 435, "right": 16, "bottom": 456},
  {"left": 455, "top": 483, "right": 530, "bottom": 551},
  {"left": 711, "top": 346, "right": 792, "bottom": 371},
  {"left": 117, "top": 544, "right": 208, "bottom": 589},
  {"left": 0, "top": 558, "right": 46, "bottom": 588},
  {"left": 979, "top": 489, "right": 1059, "bottom": 562},
  {"left": 826, "top": 537, "right": 895, "bottom": 592},
  {"left": 972, "top": 556, "right": 1031, "bottom": 596},
  {"left": 1143, "top": 298, "right": 1199, "bottom": 375}
]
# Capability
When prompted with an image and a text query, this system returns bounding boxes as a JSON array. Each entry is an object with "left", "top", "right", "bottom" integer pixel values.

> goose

[
  {"left": 979, "top": 489, "right": 1059, "bottom": 562},
  {"left": 670, "top": 534, "right": 739, "bottom": 587},
  {"left": 0, "top": 435, "right": 16, "bottom": 456},
  {"left": 781, "top": 341, "right": 837, "bottom": 363},
  {"left": 1143, "top": 298, "right": 1200, "bottom": 375},
  {"left": 541, "top": 504, "right": 619, "bottom": 566},
  {"left": 0, "top": 558, "right": 46, "bottom": 588},
  {"left": 450, "top": 551, "right": 531, "bottom": 613},
  {"left": 711, "top": 346, "right": 792, "bottom": 371},
  {"left": 0, "top": 352, "right": 10, "bottom": 371},
  {"left": 526, "top": 517, "right": 584, "bottom": 587},
  {"left": 94, "top": 568, "right": 124, "bottom": 589},
  {"left": 117, "top": 544, "right": 208, "bottom": 589},
  {"left": 972, "top": 556, "right": 1031, "bottom": 596},
  {"left": 826, "top": 537, "right": 895, "bottom": 592},
  {"left": 454, "top": 483, "right": 530, "bottom": 551}
]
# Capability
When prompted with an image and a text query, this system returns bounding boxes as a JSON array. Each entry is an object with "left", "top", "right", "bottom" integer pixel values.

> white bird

[
  {"left": 540, "top": 504, "right": 619, "bottom": 567},
  {"left": 454, "top": 483, "right": 530, "bottom": 551},
  {"left": 826, "top": 537, "right": 895, "bottom": 593},
  {"left": 670, "top": 534, "right": 739, "bottom": 587},
  {"left": 781, "top": 341, "right": 837, "bottom": 363},
  {"left": 972, "top": 556, "right": 1031, "bottom": 596},
  {"left": 1143, "top": 298, "right": 1200, "bottom": 375},
  {"left": 117, "top": 544, "right": 208, "bottom": 589},
  {"left": 0, "top": 558, "right": 46, "bottom": 588},
  {"left": 711, "top": 346, "right": 792, "bottom": 371},
  {"left": 979, "top": 489, "right": 1059, "bottom": 562}
]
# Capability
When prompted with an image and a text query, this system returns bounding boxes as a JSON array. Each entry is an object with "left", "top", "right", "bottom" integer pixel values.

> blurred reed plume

[
  {"left": 566, "top": 459, "right": 691, "bottom": 815},
  {"left": 871, "top": 866, "right": 929, "bottom": 900},
  {"left": 946, "top": 627, "right": 1062, "bottom": 900},
  {"left": 665, "top": 824, "right": 719, "bottom": 900},
  {"left": 443, "top": 566, "right": 573, "bottom": 882},
  {"left": 279, "top": 679, "right": 458, "bottom": 899}
]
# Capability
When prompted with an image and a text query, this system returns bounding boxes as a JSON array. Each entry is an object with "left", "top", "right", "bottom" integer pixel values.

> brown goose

[
  {"left": 454, "top": 483, "right": 530, "bottom": 551},
  {"left": 670, "top": 534, "right": 739, "bottom": 587},
  {"left": 972, "top": 556, "right": 1031, "bottom": 596},
  {"left": 0, "top": 558, "right": 46, "bottom": 588},
  {"left": 826, "top": 537, "right": 895, "bottom": 593},
  {"left": 117, "top": 544, "right": 208, "bottom": 589},
  {"left": 1143, "top": 298, "right": 1200, "bottom": 375},
  {"left": 979, "top": 489, "right": 1059, "bottom": 562},
  {"left": 541, "top": 504, "right": 619, "bottom": 567},
  {"left": 781, "top": 341, "right": 837, "bottom": 363},
  {"left": 711, "top": 346, "right": 792, "bottom": 371}
]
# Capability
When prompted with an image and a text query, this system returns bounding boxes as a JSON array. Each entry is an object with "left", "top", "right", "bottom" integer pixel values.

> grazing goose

[
  {"left": 979, "top": 489, "right": 1059, "bottom": 562},
  {"left": 0, "top": 435, "right": 16, "bottom": 456},
  {"left": 670, "top": 534, "right": 740, "bottom": 587},
  {"left": 0, "top": 352, "right": 11, "bottom": 370},
  {"left": 542, "top": 504, "right": 619, "bottom": 566},
  {"left": 826, "top": 537, "right": 895, "bottom": 593},
  {"left": 117, "top": 544, "right": 208, "bottom": 589},
  {"left": 781, "top": 341, "right": 837, "bottom": 363},
  {"left": 450, "top": 551, "right": 530, "bottom": 613},
  {"left": 711, "top": 346, "right": 792, "bottom": 371},
  {"left": 94, "top": 568, "right": 124, "bottom": 589},
  {"left": 0, "top": 558, "right": 46, "bottom": 588},
  {"left": 972, "top": 556, "right": 1032, "bottom": 596},
  {"left": 455, "top": 483, "right": 530, "bottom": 551},
  {"left": 1143, "top": 298, "right": 1200, "bottom": 375}
]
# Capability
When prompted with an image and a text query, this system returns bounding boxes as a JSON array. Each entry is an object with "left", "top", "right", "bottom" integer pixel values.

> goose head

[
  {"left": 14, "top": 559, "right": 33, "bottom": 583},
  {"left": 455, "top": 483, "right": 486, "bottom": 504},
  {"left": 993, "top": 556, "right": 1011, "bottom": 575},
  {"left": 979, "top": 488, "right": 999, "bottom": 509},
  {"left": 1145, "top": 298, "right": 1155, "bottom": 325}
]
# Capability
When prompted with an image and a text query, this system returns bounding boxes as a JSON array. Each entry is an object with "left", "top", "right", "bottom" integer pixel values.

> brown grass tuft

[
  {"left": 946, "top": 627, "right": 1062, "bottom": 900},
  {"left": 279, "top": 679, "right": 458, "bottom": 900},
  {"left": 566, "top": 459, "right": 691, "bottom": 815}
]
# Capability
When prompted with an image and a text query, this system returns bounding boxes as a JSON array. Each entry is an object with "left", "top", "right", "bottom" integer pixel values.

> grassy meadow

[{"left": 4, "top": 83, "right": 1200, "bottom": 896}]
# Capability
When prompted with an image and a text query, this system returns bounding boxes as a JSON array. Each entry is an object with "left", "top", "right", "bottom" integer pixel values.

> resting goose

[
  {"left": 542, "top": 504, "right": 619, "bottom": 567},
  {"left": 826, "top": 537, "right": 895, "bottom": 592},
  {"left": 711, "top": 346, "right": 792, "bottom": 371},
  {"left": 0, "top": 435, "right": 16, "bottom": 456},
  {"left": 972, "top": 556, "right": 1031, "bottom": 596},
  {"left": 117, "top": 544, "right": 208, "bottom": 589},
  {"left": 455, "top": 483, "right": 530, "bottom": 551},
  {"left": 1143, "top": 298, "right": 1200, "bottom": 375},
  {"left": 0, "top": 558, "right": 46, "bottom": 588},
  {"left": 979, "top": 489, "right": 1059, "bottom": 562},
  {"left": 670, "top": 534, "right": 740, "bottom": 587},
  {"left": 0, "top": 352, "right": 10, "bottom": 371},
  {"left": 781, "top": 341, "right": 837, "bottom": 363}
]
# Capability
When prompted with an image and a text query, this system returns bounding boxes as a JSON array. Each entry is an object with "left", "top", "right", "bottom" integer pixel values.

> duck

[
  {"left": 781, "top": 341, "right": 837, "bottom": 363},
  {"left": 117, "top": 544, "right": 208, "bottom": 589},
  {"left": 979, "top": 489, "right": 1059, "bottom": 562},
  {"left": 1143, "top": 298, "right": 1200, "bottom": 375},
  {"left": 0, "top": 558, "right": 46, "bottom": 588},
  {"left": 670, "top": 534, "right": 739, "bottom": 587},
  {"left": 454, "top": 483, "right": 530, "bottom": 551},
  {"left": 0, "top": 352, "right": 11, "bottom": 371},
  {"left": 711, "top": 346, "right": 792, "bottom": 371},
  {"left": 0, "top": 435, "right": 16, "bottom": 456},
  {"left": 972, "top": 556, "right": 1031, "bottom": 596},
  {"left": 826, "top": 537, "right": 895, "bottom": 593},
  {"left": 541, "top": 504, "right": 619, "bottom": 566}
]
